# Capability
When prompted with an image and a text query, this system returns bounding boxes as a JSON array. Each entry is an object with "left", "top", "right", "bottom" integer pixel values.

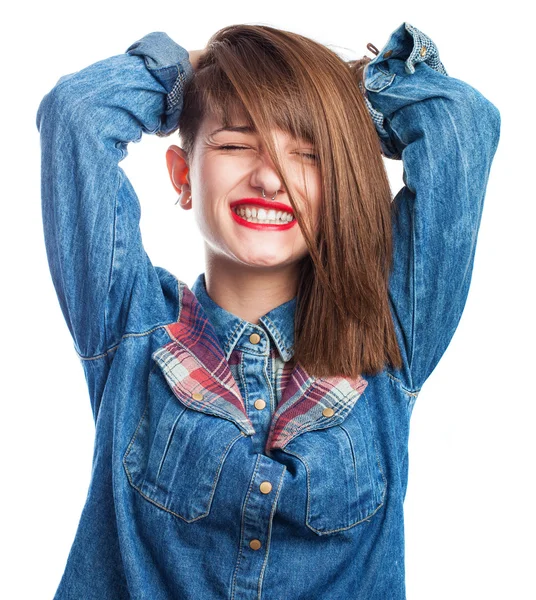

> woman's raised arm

[
  {"left": 36, "top": 33, "right": 194, "bottom": 364},
  {"left": 363, "top": 23, "right": 500, "bottom": 393}
]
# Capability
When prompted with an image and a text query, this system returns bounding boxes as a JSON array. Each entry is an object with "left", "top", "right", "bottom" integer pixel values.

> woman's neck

[{"left": 204, "top": 255, "right": 299, "bottom": 324}]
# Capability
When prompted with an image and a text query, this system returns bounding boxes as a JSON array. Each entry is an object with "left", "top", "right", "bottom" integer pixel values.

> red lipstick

[
  {"left": 230, "top": 197, "right": 296, "bottom": 231},
  {"left": 230, "top": 198, "right": 294, "bottom": 214}
]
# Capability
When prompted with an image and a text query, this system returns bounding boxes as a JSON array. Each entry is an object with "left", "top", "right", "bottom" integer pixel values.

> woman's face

[{"left": 167, "top": 113, "right": 322, "bottom": 271}]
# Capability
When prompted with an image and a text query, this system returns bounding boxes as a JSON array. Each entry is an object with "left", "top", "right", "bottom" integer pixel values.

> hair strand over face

[{"left": 175, "top": 24, "right": 402, "bottom": 379}]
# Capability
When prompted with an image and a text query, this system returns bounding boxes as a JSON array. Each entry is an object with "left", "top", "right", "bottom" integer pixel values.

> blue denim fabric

[
  {"left": 36, "top": 22, "right": 500, "bottom": 600},
  {"left": 191, "top": 272, "right": 297, "bottom": 454},
  {"left": 191, "top": 273, "right": 296, "bottom": 365}
]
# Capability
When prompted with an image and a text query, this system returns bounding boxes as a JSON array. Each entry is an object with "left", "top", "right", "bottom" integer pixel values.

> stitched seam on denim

[
  {"left": 264, "top": 317, "right": 293, "bottom": 362},
  {"left": 103, "top": 169, "right": 122, "bottom": 357},
  {"left": 411, "top": 207, "right": 418, "bottom": 385},
  {"left": 376, "top": 64, "right": 392, "bottom": 77},
  {"left": 362, "top": 391, "right": 388, "bottom": 503},
  {"left": 261, "top": 315, "right": 287, "bottom": 355},
  {"left": 75, "top": 344, "right": 119, "bottom": 361},
  {"left": 340, "top": 423, "right": 360, "bottom": 502},
  {"left": 386, "top": 371, "right": 420, "bottom": 397},
  {"left": 76, "top": 323, "right": 171, "bottom": 361},
  {"left": 284, "top": 446, "right": 385, "bottom": 535},
  {"left": 257, "top": 465, "right": 286, "bottom": 597},
  {"left": 268, "top": 353, "right": 276, "bottom": 413},
  {"left": 261, "top": 353, "right": 274, "bottom": 419},
  {"left": 123, "top": 369, "right": 245, "bottom": 522},
  {"left": 281, "top": 448, "right": 311, "bottom": 529},
  {"left": 124, "top": 432, "right": 244, "bottom": 523},
  {"left": 237, "top": 351, "right": 247, "bottom": 418},
  {"left": 384, "top": 111, "right": 418, "bottom": 390},
  {"left": 204, "top": 431, "right": 244, "bottom": 518},
  {"left": 231, "top": 455, "right": 262, "bottom": 599},
  {"left": 79, "top": 279, "right": 183, "bottom": 361},
  {"left": 155, "top": 402, "right": 187, "bottom": 481},
  {"left": 225, "top": 320, "right": 247, "bottom": 358}
]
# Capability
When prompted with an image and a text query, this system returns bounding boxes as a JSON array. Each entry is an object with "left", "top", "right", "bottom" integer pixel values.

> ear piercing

[{"left": 175, "top": 193, "right": 192, "bottom": 206}]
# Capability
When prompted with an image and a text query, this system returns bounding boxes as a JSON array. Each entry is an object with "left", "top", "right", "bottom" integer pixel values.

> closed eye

[
  {"left": 219, "top": 145, "right": 249, "bottom": 151},
  {"left": 299, "top": 152, "right": 319, "bottom": 161},
  {"left": 218, "top": 145, "right": 318, "bottom": 162}
]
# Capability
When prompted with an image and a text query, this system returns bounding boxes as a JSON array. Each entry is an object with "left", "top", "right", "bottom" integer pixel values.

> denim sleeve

[
  {"left": 36, "top": 33, "right": 194, "bottom": 358},
  {"left": 363, "top": 23, "right": 501, "bottom": 393}
]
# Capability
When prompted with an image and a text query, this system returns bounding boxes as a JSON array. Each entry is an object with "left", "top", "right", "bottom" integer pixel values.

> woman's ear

[{"left": 166, "top": 145, "right": 192, "bottom": 208}]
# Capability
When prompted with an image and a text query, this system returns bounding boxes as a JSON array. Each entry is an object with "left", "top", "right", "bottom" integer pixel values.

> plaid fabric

[
  {"left": 404, "top": 23, "right": 447, "bottom": 76},
  {"left": 152, "top": 283, "right": 368, "bottom": 454},
  {"left": 165, "top": 67, "right": 187, "bottom": 113},
  {"left": 152, "top": 286, "right": 255, "bottom": 435},
  {"left": 267, "top": 363, "right": 368, "bottom": 452}
]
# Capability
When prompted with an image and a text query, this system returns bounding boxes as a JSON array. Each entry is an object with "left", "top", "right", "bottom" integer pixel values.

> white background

[{"left": 1, "top": 0, "right": 534, "bottom": 598}]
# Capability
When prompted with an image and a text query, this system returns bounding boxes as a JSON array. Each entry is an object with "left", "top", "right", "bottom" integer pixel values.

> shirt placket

[
  {"left": 231, "top": 453, "right": 286, "bottom": 599},
  {"left": 231, "top": 325, "right": 275, "bottom": 454},
  {"left": 228, "top": 324, "right": 288, "bottom": 598}
]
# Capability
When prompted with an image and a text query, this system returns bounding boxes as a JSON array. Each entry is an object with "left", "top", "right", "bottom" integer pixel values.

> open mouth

[
  {"left": 229, "top": 197, "right": 297, "bottom": 230},
  {"left": 230, "top": 205, "right": 296, "bottom": 230},
  {"left": 231, "top": 205, "right": 295, "bottom": 225}
]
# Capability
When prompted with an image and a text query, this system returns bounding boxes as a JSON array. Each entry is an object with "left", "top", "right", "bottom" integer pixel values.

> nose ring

[{"left": 261, "top": 188, "right": 278, "bottom": 201}]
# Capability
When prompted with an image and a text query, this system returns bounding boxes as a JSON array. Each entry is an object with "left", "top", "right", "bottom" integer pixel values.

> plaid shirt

[{"left": 37, "top": 22, "right": 500, "bottom": 600}]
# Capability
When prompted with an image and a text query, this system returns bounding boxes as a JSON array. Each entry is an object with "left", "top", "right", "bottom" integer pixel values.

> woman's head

[
  {"left": 166, "top": 23, "right": 402, "bottom": 378},
  {"left": 167, "top": 111, "right": 322, "bottom": 272}
]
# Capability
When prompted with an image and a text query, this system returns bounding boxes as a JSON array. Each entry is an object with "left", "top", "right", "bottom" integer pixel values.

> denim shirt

[
  {"left": 36, "top": 22, "right": 500, "bottom": 600},
  {"left": 191, "top": 272, "right": 298, "bottom": 456}
]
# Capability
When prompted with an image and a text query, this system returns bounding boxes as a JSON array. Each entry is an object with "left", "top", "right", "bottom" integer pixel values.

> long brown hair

[{"left": 171, "top": 24, "right": 402, "bottom": 378}]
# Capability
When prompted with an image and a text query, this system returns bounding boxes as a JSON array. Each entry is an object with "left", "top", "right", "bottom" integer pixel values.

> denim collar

[{"left": 191, "top": 272, "right": 296, "bottom": 363}]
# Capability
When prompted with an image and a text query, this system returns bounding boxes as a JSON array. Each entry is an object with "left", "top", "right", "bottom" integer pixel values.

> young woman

[{"left": 37, "top": 21, "right": 500, "bottom": 599}]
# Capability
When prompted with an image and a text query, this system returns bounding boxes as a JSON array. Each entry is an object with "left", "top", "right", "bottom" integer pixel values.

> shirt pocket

[
  {"left": 123, "top": 364, "right": 245, "bottom": 522},
  {"left": 281, "top": 391, "right": 386, "bottom": 535}
]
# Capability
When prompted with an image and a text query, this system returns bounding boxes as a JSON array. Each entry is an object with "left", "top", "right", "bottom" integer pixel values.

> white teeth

[{"left": 234, "top": 206, "right": 294, "bottom": 223}]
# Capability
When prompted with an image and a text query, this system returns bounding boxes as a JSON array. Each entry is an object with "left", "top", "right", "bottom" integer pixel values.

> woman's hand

[{"left": 188, "top": 49, "right": 206, "bottom": 71}]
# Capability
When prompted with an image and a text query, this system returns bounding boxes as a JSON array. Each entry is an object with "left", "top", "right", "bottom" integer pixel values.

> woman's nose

[{"left": 250, "top": 150, "right": 284, "bottom": 196}]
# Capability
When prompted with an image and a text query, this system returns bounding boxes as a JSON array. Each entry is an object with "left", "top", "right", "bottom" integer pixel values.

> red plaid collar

[{"left": 152, "top": 281, "right": 368, "bottom": 454}]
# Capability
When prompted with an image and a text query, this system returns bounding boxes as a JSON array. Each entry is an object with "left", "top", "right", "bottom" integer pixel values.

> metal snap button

[
  {"left": 254, "top": 399, "right": 266, "bottom": 410},
  {"left": 259, "top": 481, "right": 272, "bottom": 494},
  {"left": 249, "top": 333, "right": 261, "bottom": 344},
  {"left": 249, "top": 539, "right": 262, "bottom": 550},
  {"left": 192, "top": 392, "right": 203, "bottom": 401},
  {"left": 383, "top": 50, "right": 393, "bottom": 58},
  {"left": 420, "top": 46, "right": 427, "bottom": 57},
  {"left": 322, "top": 407, "right": 335, "bottom": 417}
]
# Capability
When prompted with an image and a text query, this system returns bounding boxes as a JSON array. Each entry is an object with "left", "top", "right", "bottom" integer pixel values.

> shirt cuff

[
  {"left": 126, "top": 32, "right": 194, "bottom": 135},
  {"left": 362, "top": 22, "right": 448, "bottom": 159}
]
